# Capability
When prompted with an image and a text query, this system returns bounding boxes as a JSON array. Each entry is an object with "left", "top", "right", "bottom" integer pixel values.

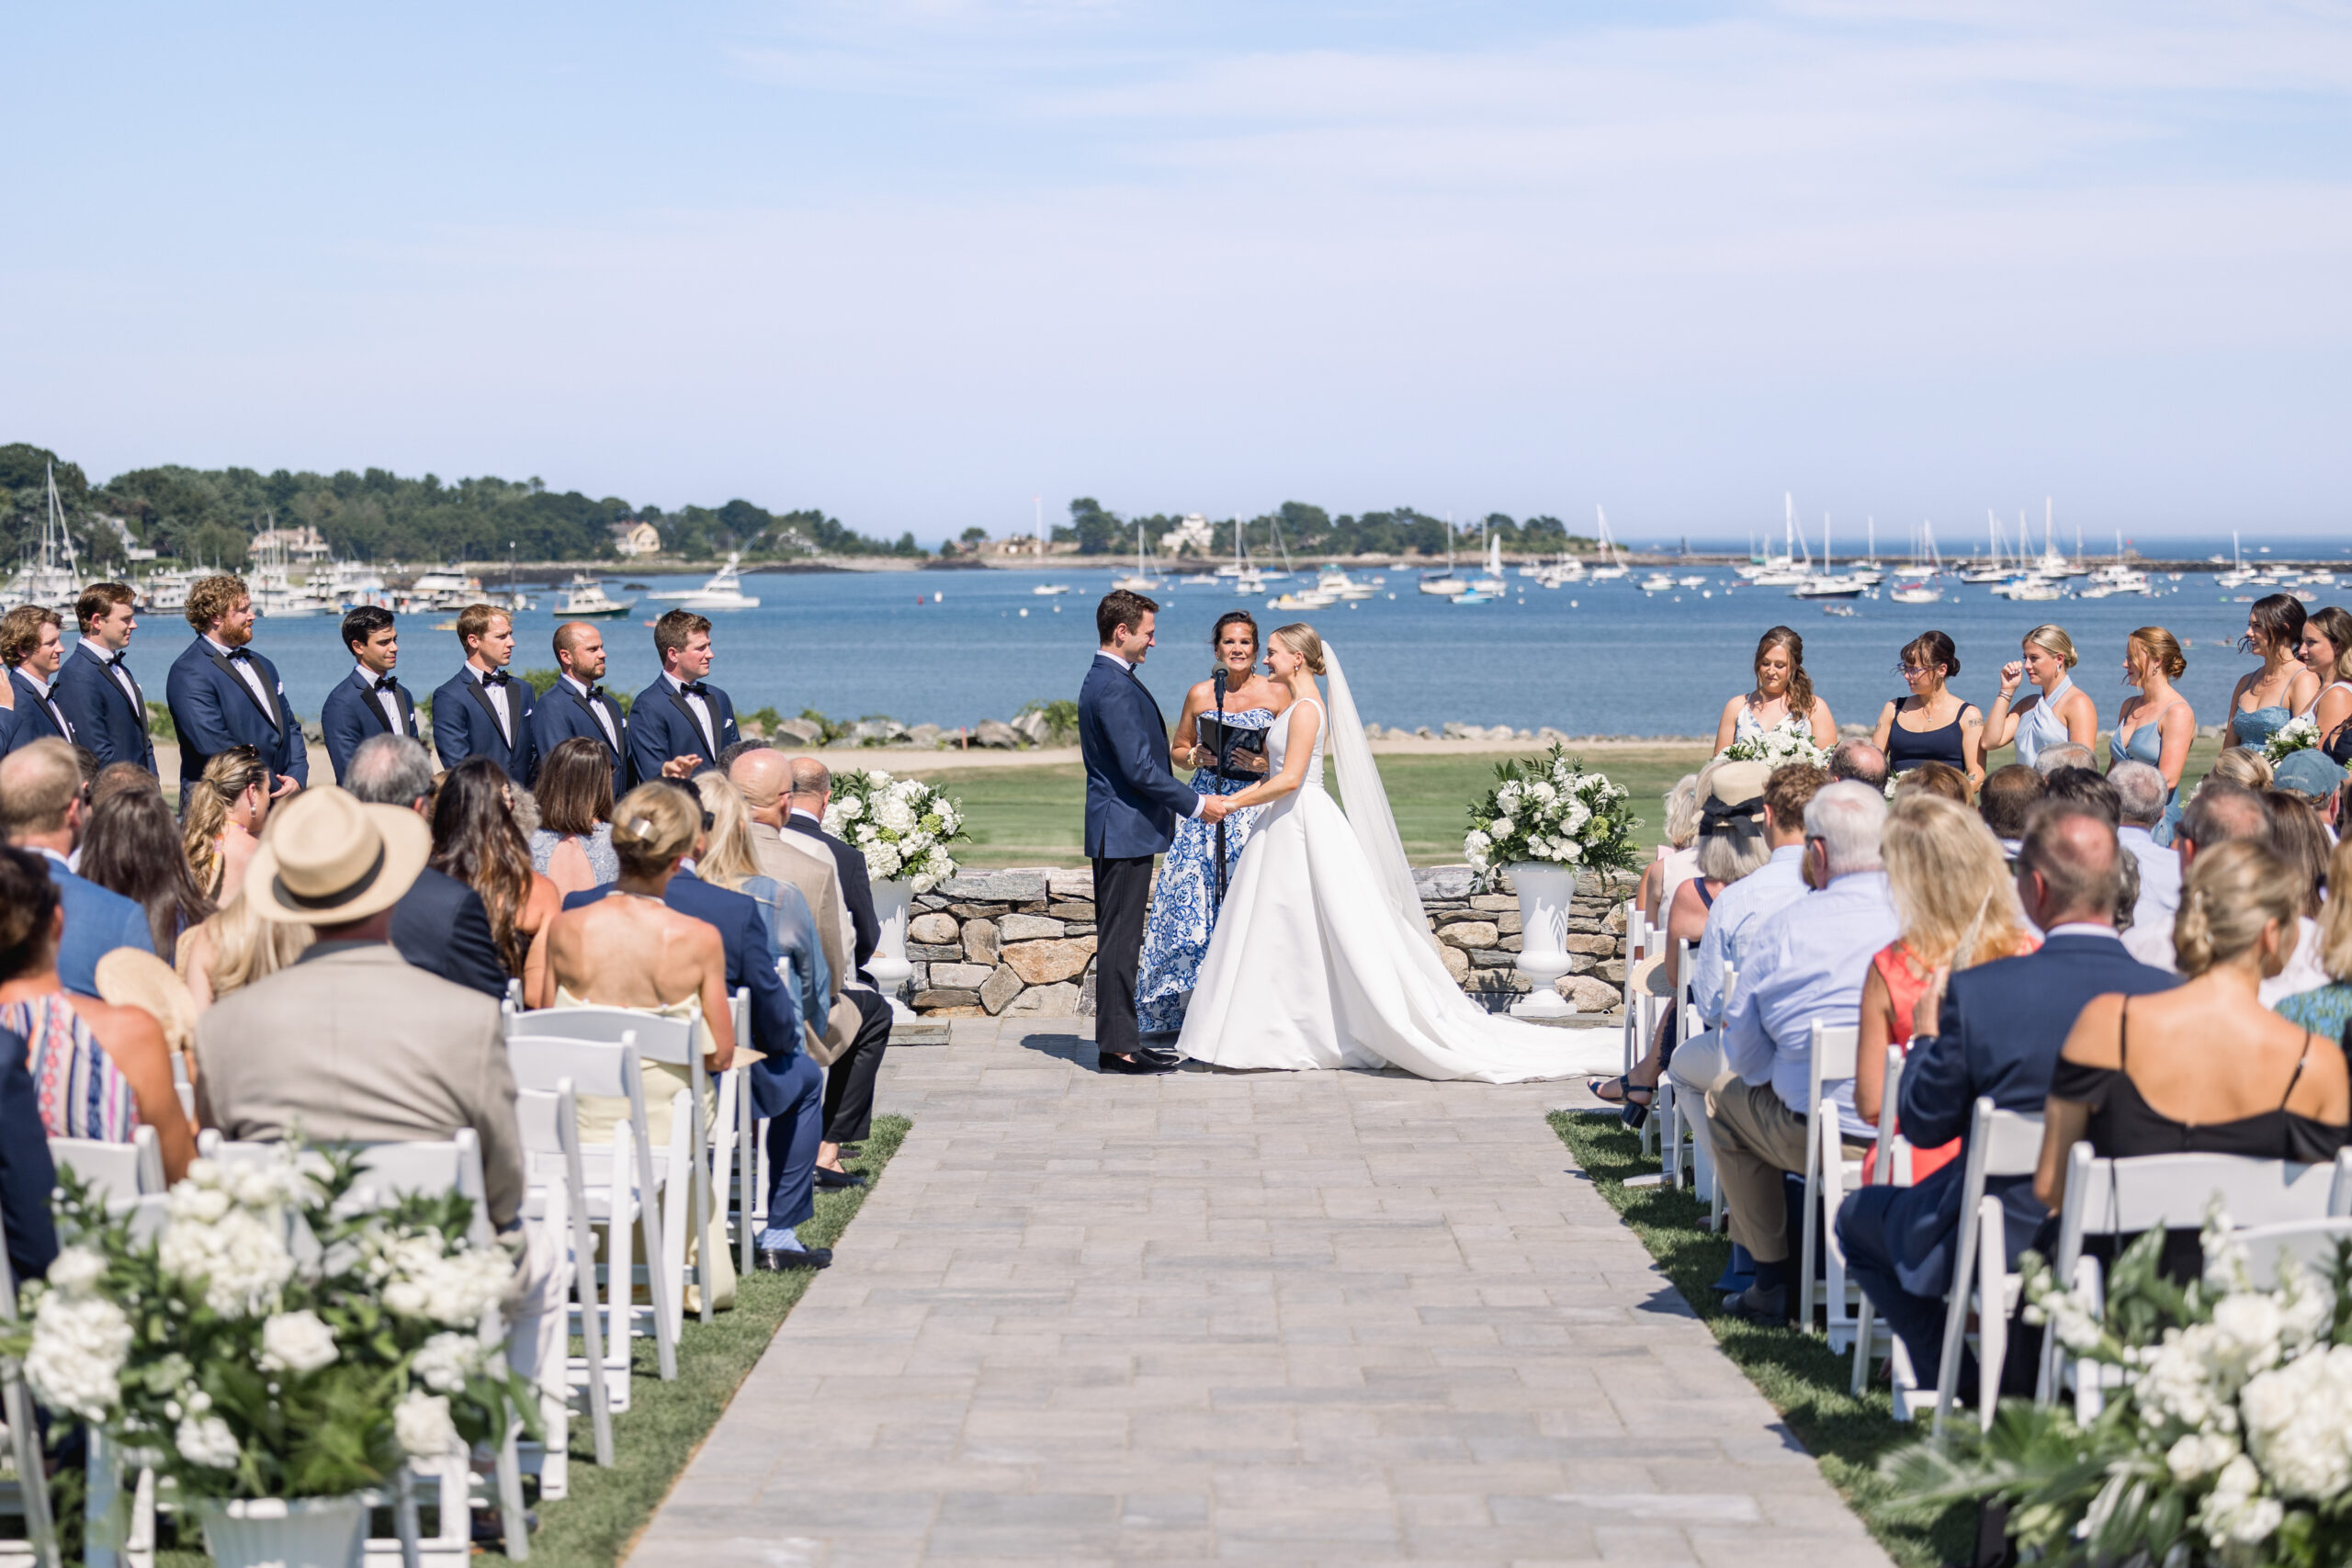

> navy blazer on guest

[
  {"left": 38, "top": 852, "right": 157, "bottom": 998},
  {"left": 1883, "top": 931, "right": 2180, "bottom": 1296},
  {"left": 1079, "top": 654, "right": 1196, "bottom": 860},
  {"left": 530, "top": 678, "right": 631, "bottom": 801},
  {"left": 562, "top": 868, "right": 800, "bottom": 1116},
  {"left": 54, "top": 642, "right": 156, "bottom": 773},
  {"left": 320, "top": 668, "right": 423, "bottom": 784},
  {"left": 431, "top": 668, "right": 537, "bottom": 784},
  {"left": 0, "top": 1027, "right": 59, "bottom": 1286},
  {"left": 786, "top": 812, "right": 878, "bottom": 982},
  {"left": 628, "top": 676, "right": 736, "bottom": 781},
  {"left": 164, "top": 636, "right": 309, "bottom": 806},
  {"left": 1, "top": 669, "right": 73, "bottom": 758},
  {"left": 390, "top": 866, "right": 508, "bottom": 999}
]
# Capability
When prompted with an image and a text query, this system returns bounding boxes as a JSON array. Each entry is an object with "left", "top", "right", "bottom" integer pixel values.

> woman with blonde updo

[
  {"left": 2208, "top": 747, "right": 2274, "bottom": 792},
  {"left": 2035, "top": 839, "right": 2349, "bottom": 1280},
  {"left": 1178, "top": 623, "right": 1610, "bottom": 1079},
  {"left": 1713, "top": 626, "right": 1835, "bottom": 755},
  {"left": 1984, "top": 624, "right": 2098, "bottom": 771},
  {"left": 182, "top": 745, "right": 273, "bottom": 898}
]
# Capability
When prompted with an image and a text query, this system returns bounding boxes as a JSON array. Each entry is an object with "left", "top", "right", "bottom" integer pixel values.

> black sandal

[{"left": 1588, "top": 1075, "right": 1656, "bottom": 1127}]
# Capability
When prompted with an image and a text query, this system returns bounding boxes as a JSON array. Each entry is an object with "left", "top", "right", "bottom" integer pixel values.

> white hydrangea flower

[
  {"left": 411, "top": 1332, "right": 484, "bottom": 1393},
  {"left": 175, "top": 1415, "right": 241, "bottom": 1470},
  {"left": 375, "top": 1232, "right": 514, "bottom": 1328},
  {"left": 24, "top": 1292, "right": 133, "bottom": 1421},
  {"left": 2198, "top": 1453, "right": 2285, "bottom": 1551},
  {"left": 1495, "top": 781, "right": 1523, "bottom": 811},
  {"left": 259, "top": 1310, "right": 339, "bottom": 1376},
  {"left": 876, "top": 795, "right": 918, "bottom": 836},
  {"left": 2242, "top": 1343, "right": 2352, "bottom": 1499},
  {"left": 394, "top": 1390, "right": 462, "bottom": 1460},
  {"left": 158, "top": 1202, "right": 295, "bottom": 1318},
  {"left": 46, "top": 1246, "right": 107, "bottom": 1298},
  {"left": 867, "top": 841, "right": 905, "bottom": 879},
  {"left": 2167, "top": 1430, "right": 2240, "bottom": 1484},
  {"left": 1524, "top": 780, "right": 1557, "bottom": 805}
]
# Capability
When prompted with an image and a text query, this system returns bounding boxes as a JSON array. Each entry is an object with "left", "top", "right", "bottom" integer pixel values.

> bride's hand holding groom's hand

[{"left": 1199, "top": 795, "right": 1233, "bottom": 824}]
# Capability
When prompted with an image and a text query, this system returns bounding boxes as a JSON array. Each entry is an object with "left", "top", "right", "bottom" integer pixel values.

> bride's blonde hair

[{"left": 1269, "top": 623, "right": 1326, "bottom": 675}]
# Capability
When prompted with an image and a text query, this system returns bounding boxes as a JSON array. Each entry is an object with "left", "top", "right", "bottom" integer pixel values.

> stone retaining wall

[{"left": 905, "top": 864, "right": 1636, "bottom": 1021}]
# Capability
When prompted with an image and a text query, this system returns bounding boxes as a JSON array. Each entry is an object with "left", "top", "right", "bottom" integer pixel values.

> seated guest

[
  {"left": 2258, "top": 788, "right": 2332, "bottom": 1007},
  {"left": 181, "top": 745, "right": 272, "bottom": 900},
  {"left": 1710, "top": 779, "right": 1898, "bottom": 1321},
  {"left": 2273, "top": 748, "right": 2346, "bottom": 831},
  {"left": 177, "top": 881, "right": 312, "bottom": 1010},
  {"left": 342, "top": 735, "right": 509, "bottom": 998},
  {"left": 2209, "top": 746, "right": 2275, "bottom": 792},
  {"left": 1827, "top": 739, "right": 1889, "bottom": 790},
  {"left": 91, "top": 761, "right": 157, "bottom": 809},
  {"left": 1594, "top": 761, "right": 1767, "bottom": 1119},
  {"left": 432, "top": 758, "right": 560, "bottom": 996},
  {"left": 0, "top": 1021, "right": 58, "bottom": 1286},
  {"left": 54, "top": 582, "right": 154, "bottom": 774},
  {"left": 2111, "top": 761, "right": 2181, "bottom": 969},
  {"left": 80, "top": 785, "right": 216, "bottom": 959},
  {"left": 529, "top": 737, "right": 620, "bottom": 897},
  {"left": 562, "top": 783, "right": 829, "bottom": 1270},
  {"left": 2041, "top": 766, "right": 2120, "bottom": 821},
  {"left": 1, "top": 738, "right": 154, "bottom": 996},
  {"left": 2279, "top": 834, "right": 2352, "bottom": 1038},
  {"left": 1892, "top": 760, "right": 1970, "bottom": 805},
  {"left": 691, "top": 773, "right": 824, "bottom": 1032},
  {"left": 2036, "top": 838, "right": 2351, "bottom": 1282},
  {"left": 729, "top": 749, "right": 861, "bottom": 1061},
  {"left": 0, "top": 848, "right": 197, "bottom": 1179},
  {"left": 1855, "top": 795, "right": 2035, "bottom": 1186},
  {"left": 785, "top": 756, "right": 899, "bottom": 1182},
  {"left": 194, "top": 785, "right": 560, "bottom": 1399},
  {"left": 2029, "top": 740, "right": 2097, "bottom": 779},
  {"left": 1636, "top": 773, "right": 1703, "bottom": 927},
  {"left": 1978, "top": 763, "right": 2043, "bottom": 861},
  {"left": 1838, "top": 800, "right": 2175, "bottom": 1388}
]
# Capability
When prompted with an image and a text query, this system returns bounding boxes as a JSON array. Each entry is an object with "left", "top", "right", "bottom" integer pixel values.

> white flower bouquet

[
  {"left": 1463, "top": 744, "right": 1640, "bottom": 889},
  {"left": 820, "top": 768, "right": 969, "bottom": 893},
  {"left": 1720, "top": 716, "right": 1829, "bottom": 770},
  {"left": 2, "top": 1142, "right": 533, "bottom": 1512},
  {"left": 1883, "top": 1207, "right": 2352, "bottom": 1567},
  {"left": 2265, "top": 716, "right": 2321, "bottom": 764}
]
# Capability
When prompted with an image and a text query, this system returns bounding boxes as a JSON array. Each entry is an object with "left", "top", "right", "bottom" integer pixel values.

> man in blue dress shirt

[
  {"left": 0, "top": 739, "right": 154, "bottom": 996},
  {"left": 530, "top": 622, "right": 631, "bottom": 801},
  {"left": 1, "top": 606, "right": 75, "bottom": 759},
  {"left": 54, "top": 582, "right": 156, "bottom": 773},
  {"left": 432, "top": 604, "right": 537, "bottom": 784},
  {"left": 164, "top": 574, "right": 307, "bottom": 809},
  {"left": 320, "top": 605, "right": 424, "bottom": 784},
  {"left": 628, "top": 611, "right": 738, "bottom": 782}
]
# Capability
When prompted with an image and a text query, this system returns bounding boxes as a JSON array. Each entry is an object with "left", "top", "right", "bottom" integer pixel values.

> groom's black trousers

[{"left": 1092, "top": 854, "right": 1155, "bottom": 1057}]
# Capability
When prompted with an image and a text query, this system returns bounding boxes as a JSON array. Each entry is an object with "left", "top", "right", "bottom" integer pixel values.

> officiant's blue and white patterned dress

[{"left": 1136, "top": 707, "right": 1273, "bottom": 1034}]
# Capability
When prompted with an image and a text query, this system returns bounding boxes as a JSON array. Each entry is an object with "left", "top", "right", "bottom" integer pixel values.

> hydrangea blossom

[
  {"left": 24, "top": 1292, "right": 133, "bottom": 1422},
  {"left": 2265, "top": 715, "right": 2322, "bottom": 762},
  {"left": 1719, "top": 716, "right": 1829, "bottom": 769},
  {"left": 259, "top": 1310, "right": 340, "bottom": 1376},
  {"left": 411, "top": 1332, "right": 486, "bottom": 1393},
  {"left": 1463, "top": 746, "right": 1640, "bottom": 886},
  {"left": 821, "top": 770, "right": 971, "bottom": 893}
]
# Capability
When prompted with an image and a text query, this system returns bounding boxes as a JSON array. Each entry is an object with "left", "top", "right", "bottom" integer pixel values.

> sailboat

[
  {"left": 1112, "top": 519, "right": 1161, "bottom": 592},
  {"left": 1890, "top": 523, "right": 1944, "bottom": 603},
  {"left": 1419, "top": 519, "right": 1469, "bottom": 596},
  {"left": 650, "top": 551, "right": 762, "bottom": 611},
  {"left": 1586, "top": 506, "right": 1630, "bottom": 581},
  {"left": 5, "top": 464, "right": 81, "bottom": 608},
  {"left": 2215, "top": 530, "right": 2258, "bottom": 589},
  {"left": 1466, "top": 521, "right": 1508, "bottom": 594},
  {"left": 1790, "top": 513, "right": 1865, "bottom": 598},
  {"left": 1747, "top": 496, "right": 1815, "bottom": 586}
]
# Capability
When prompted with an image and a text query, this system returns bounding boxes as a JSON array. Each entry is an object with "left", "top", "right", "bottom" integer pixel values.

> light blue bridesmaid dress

[
  {"left": 2012, "top": 676, "right": 2078, "bottom": 770},
  {"left": 2113, "top": 698, "right": 2185, "bottom": 845}
]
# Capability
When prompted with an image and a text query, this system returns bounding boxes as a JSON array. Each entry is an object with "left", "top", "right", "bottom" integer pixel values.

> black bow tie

[
  {"left": 481, "top": 671, "right": 510, "bottom": 687},
  {"left": 582, "top": 683, "right": 604, "bottom": 700},
  {"left": 107, "top": 654, "right": 129, "bottom": 671},
  {"left": 372, "top": 675, "right": 398, "bottom": 693},
  {"left": 679, "top": 682, "right": 708, "bottom": 697},
  {"left": 226, "top": 648, "right": 252, "bottom": 661}
]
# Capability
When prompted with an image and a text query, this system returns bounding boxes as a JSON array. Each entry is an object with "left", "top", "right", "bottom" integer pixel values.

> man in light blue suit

[
  {"left": 431, "top": 604, "right": 537, "bottom": 784},
  {"left": 54, "top": 583, "right": 156, "bottom": 774},
  {"left": 0, "top": 739, "right": 155, "bottom": 996},
  {"left": 164, "top": 574, "right": 308, "bottom": 808},
  {"left": 1079, "top": 590, "right": 1218, "bottom": 1075}
]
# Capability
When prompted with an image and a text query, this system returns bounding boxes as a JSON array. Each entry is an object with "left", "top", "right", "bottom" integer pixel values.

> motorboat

[
  {"left": 1640, "top": 572, "right": 1677, "bottom": 592},
  {"left": 650, "top": 552, "right": 762, "bottom": 611},
  {"left": 1316, "top": 568, "right": 1376, "bottom": 600},
  {"left": 1790, "top": 575, "right": 1866, "bottom": 600},
  {"left": 1272, "top": 589, "right": 1335, "bottom": 611},
  {"left": 1419, "top": 573, "right": 1469, "bottom": 597},
  {"left": 551, "top": 573, "right": 636, "bottom": 619},
  {"left": 1889, "top": 584, "right": 1944, "bottom": 604},
  {"left": 1031, "top": 582, "right": 1072, "bottom": 596}
]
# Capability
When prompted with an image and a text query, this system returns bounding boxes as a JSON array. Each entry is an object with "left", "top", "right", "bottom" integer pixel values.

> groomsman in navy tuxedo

[
  {"left": 530, "top": 622, "right": 631, "bottom": 800},
  {"left": 55, "top": 583, "right": 156, "bottom": 773},
  {"left": 628, "top": 610, "right": 738, "bottom": 781},
  {"left": 431, "top": 604, "right": 537, "bottom": 784},
  {"left": 164, "top": 574, "right": 308, "bottom": 807},
  {"left": 319, "top": 605, "right": 424, "bottom": 784},
  {"left": 1, "top": 606, "right": 75, "bottom": 759}
]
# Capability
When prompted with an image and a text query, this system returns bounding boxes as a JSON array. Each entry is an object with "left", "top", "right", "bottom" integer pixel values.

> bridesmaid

[
  {"left": 2296, "top": 605, "right": 2352, "bottom": 762},
  {"left": 1711, "top": 625, "right": 1836, "bottom": 754},
  {"left": 2224, "top": 593, "right": 2318, "bottom": 751},
  {"left": 1984, "top": 623, "right": 2098, "bottom": 769},
  {"left": 2110, "top": 626, "right": 2197, "bottom": 840},
  {"left": 1871, "top": 630, "right": 1984, "bottom": 789},
  {"left": 1134, "top": 612, "right": 1289, "bottom": 1036}
]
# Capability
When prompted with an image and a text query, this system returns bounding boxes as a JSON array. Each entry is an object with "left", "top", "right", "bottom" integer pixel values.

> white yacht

[
  {"left": 1316, "top": 568, "right": 1376, "bottom": 600},
  {"left": 1031, "top": 582, "right": 1072, "bottom": 596},
  {"left": 1889, "top": 582, "right": 1944, "bottom": 605},
  {"left": 651, "top": 552, "right": 762, "bottom": 612},
  {"left": 551, "top": 573, "right": 636, "bottom": 619}
]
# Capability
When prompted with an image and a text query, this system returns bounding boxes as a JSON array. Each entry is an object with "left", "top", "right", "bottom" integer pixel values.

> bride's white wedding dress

[{"left": 1177, "top": 649, "right": 1621, "bottom": 1082}]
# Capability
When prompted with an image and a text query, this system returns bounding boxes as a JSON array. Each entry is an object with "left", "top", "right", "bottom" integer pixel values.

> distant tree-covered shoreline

[{"left": 1048, "top": 498, "right": 1597, "bottom": 560}]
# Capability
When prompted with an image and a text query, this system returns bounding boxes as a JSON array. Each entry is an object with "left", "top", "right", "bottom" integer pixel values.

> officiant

[{"left": 1134, "top": 611, "right": 1292, "bottom": 1043}]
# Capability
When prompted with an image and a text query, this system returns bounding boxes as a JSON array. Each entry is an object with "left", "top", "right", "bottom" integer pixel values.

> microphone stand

[{"left": 1211, "top": 668, "right": 1228, "bottom": 911}]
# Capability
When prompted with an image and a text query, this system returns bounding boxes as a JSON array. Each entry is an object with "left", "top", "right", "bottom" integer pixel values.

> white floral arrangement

[
  {"left": 1719, "top": 716, "right": 1828, "bottom": 770},
  {"left": 1463, "top": 744, "right": 1640, "bottom": 888},
  {"left": 2265, "top": 716, "right": 2321, "bottom": 763},
  {"left": 3, "top": 1142, "right": 532, "bottom": 1514},
  {"left": 820, "top": 768, "right": 969, "bottom": 893},
  {"left": 1884, "top": 1206, "right": 2352, "bottom": 1567}
]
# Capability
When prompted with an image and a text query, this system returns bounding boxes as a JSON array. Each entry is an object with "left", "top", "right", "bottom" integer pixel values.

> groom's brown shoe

[{"left": 1100, "top": 1051, "right": 1177, "bottom": 1075}]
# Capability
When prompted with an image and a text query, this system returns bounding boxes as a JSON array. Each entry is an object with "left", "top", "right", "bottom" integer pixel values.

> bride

[{"left": 1179, "top": 624, "right": 1621, "bottom": 1082}]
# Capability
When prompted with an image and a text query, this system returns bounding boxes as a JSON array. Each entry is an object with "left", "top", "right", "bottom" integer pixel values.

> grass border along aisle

[{"left": 1547, "top": 1110, "right": 1972, "bottom": 1568}]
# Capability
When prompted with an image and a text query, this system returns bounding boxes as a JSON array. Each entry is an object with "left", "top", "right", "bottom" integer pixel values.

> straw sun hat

[
  {"left": 95, "top": 949, "right": 198, "bottom": 1056},
  {"left": 243, "top": 784, "right": 431, "bottom": 925}
]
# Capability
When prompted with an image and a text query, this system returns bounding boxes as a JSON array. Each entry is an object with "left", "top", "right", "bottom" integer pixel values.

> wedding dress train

[{"left": 1176, "top": 650, "right": 1621, "bottom": 1083}]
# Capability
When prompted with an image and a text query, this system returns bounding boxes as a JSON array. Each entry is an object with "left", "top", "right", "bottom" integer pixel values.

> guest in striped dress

[{"left": 0, "top": 846, "right": 196, "bottom": 1180}]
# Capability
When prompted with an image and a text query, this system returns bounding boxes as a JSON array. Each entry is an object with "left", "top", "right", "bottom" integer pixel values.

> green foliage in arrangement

[{"left": 1462, "top": 745, "right": 1641, "bottom": 885}]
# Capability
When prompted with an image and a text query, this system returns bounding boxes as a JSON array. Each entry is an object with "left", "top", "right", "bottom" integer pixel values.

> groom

[{"left": 1081, "top": 590, "right": 1229, "bottom": 1074}]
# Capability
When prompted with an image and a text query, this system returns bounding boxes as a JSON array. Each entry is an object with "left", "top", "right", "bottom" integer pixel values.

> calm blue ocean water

[{"left": 108, "top": 559, "right": 2347, "bottom": 740}]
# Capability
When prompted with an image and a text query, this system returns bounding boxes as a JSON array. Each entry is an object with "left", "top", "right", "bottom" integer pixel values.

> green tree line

[
  {"left": 1049, "top": 498, "right": 1598, "bottom": 559},
  {"left": 0, "top": 443, "right": 919, "bottom": 571}
]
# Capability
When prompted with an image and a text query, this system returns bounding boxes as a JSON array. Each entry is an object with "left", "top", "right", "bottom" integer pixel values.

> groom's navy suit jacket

[{"left": 1079, "top": 653, "right": 1197, "bottom": 859}]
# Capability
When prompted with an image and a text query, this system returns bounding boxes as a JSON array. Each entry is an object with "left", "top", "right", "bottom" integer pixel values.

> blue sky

[{"left": 5, "top": 1, "right": 2347, "bottom": 543}]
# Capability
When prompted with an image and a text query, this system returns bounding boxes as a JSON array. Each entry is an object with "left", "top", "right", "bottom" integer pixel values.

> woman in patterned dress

[{"left": 1136, "top": 611, "right": 1291, "bottom": 1037}]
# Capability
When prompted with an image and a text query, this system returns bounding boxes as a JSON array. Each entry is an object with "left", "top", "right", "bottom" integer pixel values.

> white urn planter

[
  {"left": 198, "top": 1495, "right": 368, "bottom": 1568},
  {"left": 869, "top": 879, "right": 918, "bottom": 1022},
  {"left": 1505, "top": 862, "right": 1579, "bottom": 1020}
]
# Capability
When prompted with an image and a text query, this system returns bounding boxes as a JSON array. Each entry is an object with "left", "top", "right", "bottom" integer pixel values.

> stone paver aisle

[{"left": 627, "top": 1021, "right": 1893, "bottom": 1567}]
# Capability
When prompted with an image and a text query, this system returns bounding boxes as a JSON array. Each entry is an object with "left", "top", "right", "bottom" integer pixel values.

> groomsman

[
  {"left": 164, "top": 574, "right": 308, "bottom": 807},
  {"left": 531, "top": 622, "right": 631, "bottom": 800},
  {"left": 1, "top": 606, "right": 75, "bottom": 758},
  {"left": 56, "top": 583, "right": 155, "bottom": 774},
  {"left": 629, "top": 610, "right": 738, "bottom": 781},
  {"left": 431, "top": 604, "right": 537, "bottom": 784},
  {"left": 320, "top": 605, "right": 424, "bottom": 784}
]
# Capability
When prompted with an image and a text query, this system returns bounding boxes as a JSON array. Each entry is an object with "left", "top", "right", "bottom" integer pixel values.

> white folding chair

[
  {"left": 1849, "top": 1047, "right": 1915, "bottom": 1402},
  {"left": 47, "top": 1128, "right": 164, "bottom": 1202},
  {"left": 1798, "top": 1021, "right": 1867, "bottom": 1348},
  {"left": 2231, "top": 1216, "right": 2352, "bottom": 1285},
  {"left": 2041, "top": 1146, "right": 2339, "bottom": 1417},
  {"left": 1920, "top": 1100, "right": 2047, "bottom": 1435},
  {"left": 0, "top": 1191, "right": 62, "bottom": 1568},
  {"left": 513, "top": 1081, "right": 614, "bottom": 1498},
  {"left": 1618, "top": 900, "right": 1642, "bottom": 1077},
  {"left": 706, "top": 990, "right": 754, "bottom": 1283},
  {"left": 1693, "top": 965, "right": 1737, "bottom": 1232},
  {"left": 1657, "top": 938, "right": 1697, "bottom": 1189}
]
